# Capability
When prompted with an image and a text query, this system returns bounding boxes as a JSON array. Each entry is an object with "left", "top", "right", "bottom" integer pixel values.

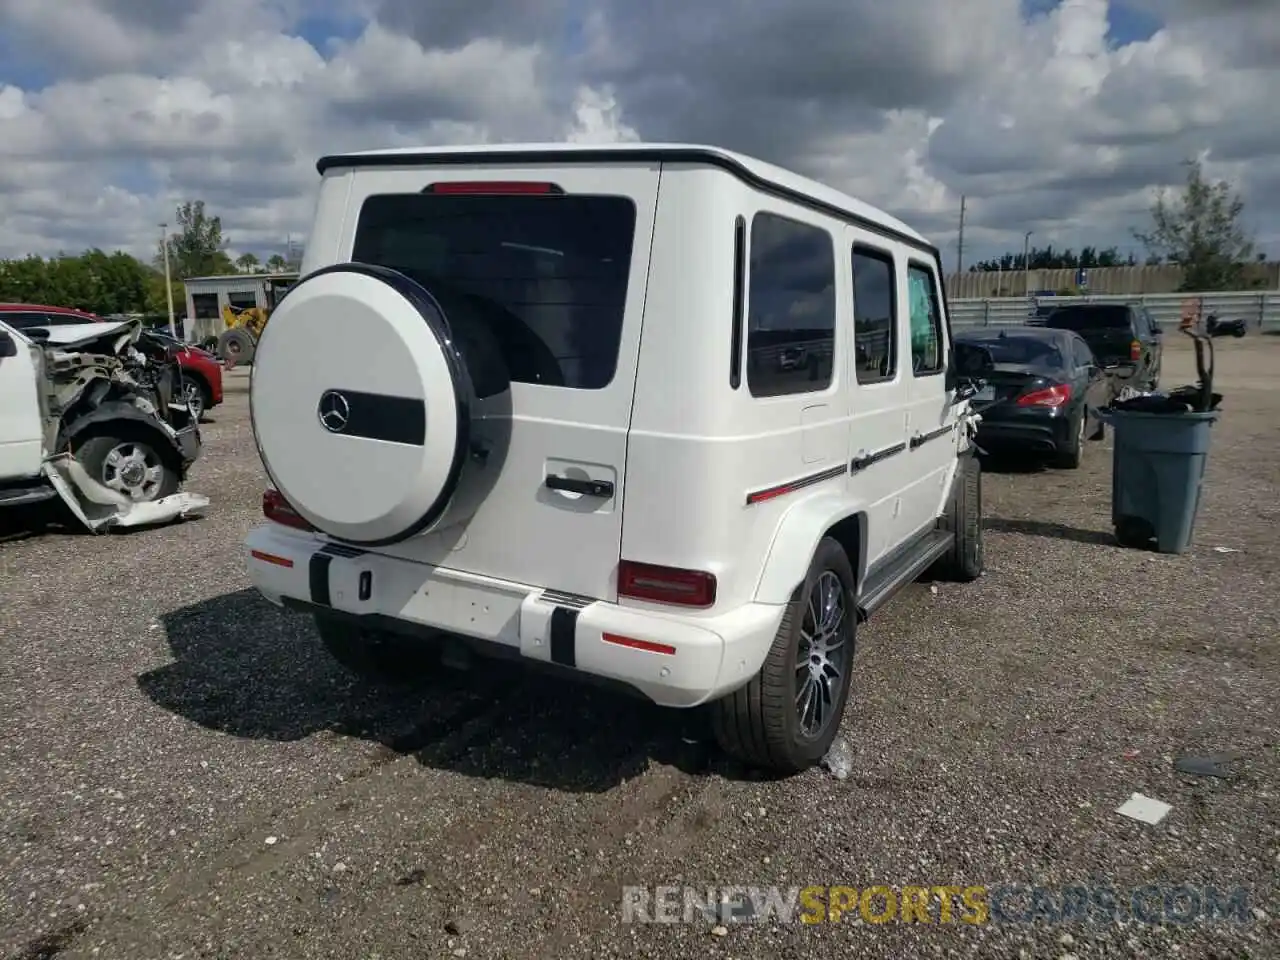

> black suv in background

[{"left": 1039, "top": 302, "right": 1163, "bottom": 391}]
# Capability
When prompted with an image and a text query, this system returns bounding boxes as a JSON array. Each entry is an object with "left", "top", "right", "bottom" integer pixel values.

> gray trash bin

[{"left": 1099, "top": 409, "right": 1220, "bottom": 554}]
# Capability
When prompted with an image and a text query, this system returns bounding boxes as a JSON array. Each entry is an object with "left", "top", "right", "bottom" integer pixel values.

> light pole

[
  {"left": 160, "top": 222, "right": 177, "bottom": 339},
  {"left": 1023, "top": 230, "right": 1033, "bottom": 300}
]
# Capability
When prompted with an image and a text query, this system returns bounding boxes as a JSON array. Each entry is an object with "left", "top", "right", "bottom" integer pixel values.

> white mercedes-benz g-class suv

[{"left": 244, "top": 143, "right": 987, "bottom": 774}]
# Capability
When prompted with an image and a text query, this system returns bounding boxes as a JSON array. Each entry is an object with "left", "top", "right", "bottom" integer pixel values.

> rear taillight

[
  {"left": 618, "top": 560, "right": 717, "bottom": 607},
  {"left": 262, "top": 489, "right": 314, "bottom": 531},
  {"left": 423, "top": 181, "right": 563, "bottom": 195},
  {"left": 1017, "top": 384, "right": 1072, "bottom": 407},
  {"left": 1130, "top": 339, "right": 1141, "bottom": 361}
]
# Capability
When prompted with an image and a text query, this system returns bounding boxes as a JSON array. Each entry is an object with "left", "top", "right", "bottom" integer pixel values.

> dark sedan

[{"left": 958, "top": 325, "right": 1114, "bottom": 469}]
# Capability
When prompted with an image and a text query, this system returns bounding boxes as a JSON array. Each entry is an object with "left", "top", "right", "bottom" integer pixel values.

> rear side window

[
  {"left": 850, "top": 246, "right": 897, "bottom": 384},
  {"left": 745, "top": 212, "right": 836, "bottom": 398},
  {"left": 1072, "top": 335, "right": 1095, "bottom": 367},
  {"left": 352, "top": 192, "right": 638, "bottom": 390},
  {"left": 906, "top": 262, "right": 944, "bottom": 375}
]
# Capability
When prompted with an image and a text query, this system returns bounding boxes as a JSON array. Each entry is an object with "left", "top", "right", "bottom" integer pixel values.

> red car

[{"left": 0, "top": 303, "right": 223, "bottom": 421}]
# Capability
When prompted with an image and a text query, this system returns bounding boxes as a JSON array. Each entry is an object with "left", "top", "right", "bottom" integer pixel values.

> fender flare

[
  {"left": 753, "top": 490, "right": 871, "bottom": 605},
  {"left": 60, "top": 401, "right": 187, "bottom": 466}
]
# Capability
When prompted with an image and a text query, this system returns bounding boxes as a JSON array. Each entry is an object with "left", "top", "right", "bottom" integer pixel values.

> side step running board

[{"left": 856, "top": 529, "right": 953, "bottom": 621}]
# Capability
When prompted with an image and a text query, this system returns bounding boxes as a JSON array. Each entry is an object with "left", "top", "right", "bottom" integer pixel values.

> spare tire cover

[{"left": 251, "top": 264, "right": 469, "bottom": 545}]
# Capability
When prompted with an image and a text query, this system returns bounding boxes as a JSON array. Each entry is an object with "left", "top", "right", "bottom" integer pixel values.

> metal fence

[{"left": 947, "top": 290, "right": 1280, "bottom": 332}]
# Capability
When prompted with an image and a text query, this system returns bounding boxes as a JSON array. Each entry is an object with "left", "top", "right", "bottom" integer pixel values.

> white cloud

[{"left": 0, "top": 0, "right": 1277, "bottom": 265}]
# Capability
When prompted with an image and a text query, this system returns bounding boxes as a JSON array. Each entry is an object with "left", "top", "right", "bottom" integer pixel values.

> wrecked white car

[{"left": 0, "top": 317, "right": 208, "bottom": 531}]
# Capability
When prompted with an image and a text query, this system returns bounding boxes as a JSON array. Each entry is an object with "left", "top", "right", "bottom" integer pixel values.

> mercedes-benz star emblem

[{"left": 317, "top": 390, "right": 350, "bottom": 433}]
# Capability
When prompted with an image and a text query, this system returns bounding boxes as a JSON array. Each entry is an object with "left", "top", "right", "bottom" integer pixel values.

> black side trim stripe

[
  {"left": 309, "top": 552, "right": 333, "bottom": 607},
  {"left": 745, "top": 463, "right": 848, "bottom": 506},
  {"left": 850, "top": 441, "right": 906, "bottom": 473},
  {"left": 910, "top": 424, "right": 955, "bottom": 449},
  {"left": 549, "top": 606, "right": 579, "bottom": 667}
]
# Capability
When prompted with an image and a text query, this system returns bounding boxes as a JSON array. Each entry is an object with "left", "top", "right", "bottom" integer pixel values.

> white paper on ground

[{"left": 1115, "top": 792, "right": 1172, "bottom": 825}]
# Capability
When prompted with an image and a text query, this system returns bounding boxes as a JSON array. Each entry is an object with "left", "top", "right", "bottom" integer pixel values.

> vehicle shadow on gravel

[
  {"left": 140, "top": 589, "right": 733, "bottom": 794},
  {"left": 983, "top": 516, "right": 1119, "bottom": 547},
  {"left": 0, "top": 501, "right": 84, "bottom": 542},
  {"left": 976, "top": 453, "right": 1048, "bottom": 474}
]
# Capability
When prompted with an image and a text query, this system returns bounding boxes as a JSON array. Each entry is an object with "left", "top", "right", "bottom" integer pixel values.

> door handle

[{"left": 545, "top": 474, "right": 614, "bottom": 497}]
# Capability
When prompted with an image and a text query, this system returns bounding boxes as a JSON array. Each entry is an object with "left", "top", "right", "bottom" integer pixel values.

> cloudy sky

[{"left": 1, "top": 0, "right": 1276, "bottom": 268}]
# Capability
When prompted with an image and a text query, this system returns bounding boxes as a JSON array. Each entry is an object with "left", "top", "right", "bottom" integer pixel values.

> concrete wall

[{"left": 944, "top": 262, "right": 1280, "bottom": 299}]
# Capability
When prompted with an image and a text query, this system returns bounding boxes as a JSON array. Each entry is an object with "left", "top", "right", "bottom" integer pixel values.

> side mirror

[{"left": 0, "top": 331, "right": 16, "bottom": 358}]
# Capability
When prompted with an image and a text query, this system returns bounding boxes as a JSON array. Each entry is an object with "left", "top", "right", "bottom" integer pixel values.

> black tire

[
  {"left": 73, "top": 432, "right": 180, "bottom": 503},
  {"left": 933, "top": 453, "right": 984, "bottom": 582},
  {"left": 313, "top": 614, "right": 435, "bottom": 684},
  {"left": 1232, "top": 327, "right": 1246, "bottom": 338},
  {"left": 180, "top": 374, "right": 210, "bottom": 422},
  {"left": 217, "top": 328, "right": 256, "bottom": 366},
  {"left": 711, "top": 537, "right": 856, "bottom": 774},
  {"left": 1052, "top": 411, "right": 1086, "bottom": 469}
]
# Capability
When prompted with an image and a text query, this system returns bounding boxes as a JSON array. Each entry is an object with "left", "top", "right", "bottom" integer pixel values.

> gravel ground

[{"left": 1, "top": 336, "right": 1276, "bottom": 960}]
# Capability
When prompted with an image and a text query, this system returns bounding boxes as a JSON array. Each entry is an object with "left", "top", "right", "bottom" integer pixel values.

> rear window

[
  {"left": 1045, "top": 305, "right": 1131, "bottom": 331},
  {"left": 962, "top": 335, "right": 1064, "bottom": 368},
  {"left": 351, "top": 193, "right": 637, "bottom": 390}
]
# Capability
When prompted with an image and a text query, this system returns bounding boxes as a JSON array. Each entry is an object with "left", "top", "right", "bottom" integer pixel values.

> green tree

[
  {"left": 969, "top": 244, "right": 1127, "bottom": 272},
  {"left": 265, "top": 253, "right": 288, "bottom": 272},
  {"left": 159, "top": 200, "right": 236, "bottom": 279},
  {"left": 236, "top": 252, "right": 261, "bottom": 273},
  {"left": 1133, "top": 159, "right": 1254, "bottom": 291},
  {"left": 0, "top": 249, "right": 156, "bottom": 314}
]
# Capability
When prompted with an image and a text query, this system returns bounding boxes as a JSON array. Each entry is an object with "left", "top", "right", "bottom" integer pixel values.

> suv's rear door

[{"left": 323, "top": 161, "right": 661, "bottom": 602}]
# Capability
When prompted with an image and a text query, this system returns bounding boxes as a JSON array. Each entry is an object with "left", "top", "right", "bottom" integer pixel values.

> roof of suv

[{"left": 315, "top": 142, "right": 931, "bottom": 251}]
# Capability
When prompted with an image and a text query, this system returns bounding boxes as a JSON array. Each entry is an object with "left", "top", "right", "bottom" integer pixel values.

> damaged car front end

[{"left": 17, "top": 319, "right": 208, "bottom": 530}]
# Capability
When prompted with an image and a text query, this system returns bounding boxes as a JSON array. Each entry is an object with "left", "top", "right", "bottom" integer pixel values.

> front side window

[
  {"left": 352, "top": 192, "right": 638, "bottom": 390},
  {"left": 851, "top": 246, "right": 897, "bottom": 384},
  {"left": 745, "top": 212, "right": 836, "bottom": 398},
  {"left": 906, "top": 262, "right": 944, "bottom": 375}
]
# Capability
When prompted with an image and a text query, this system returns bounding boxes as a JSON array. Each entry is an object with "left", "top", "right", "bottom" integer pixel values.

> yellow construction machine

[{"left": 211, "top": 275, "right": 296, "bottom": 367}]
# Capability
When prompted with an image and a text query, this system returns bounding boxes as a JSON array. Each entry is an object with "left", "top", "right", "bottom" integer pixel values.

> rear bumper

[
  {"left": 244, "top": 523, "right": 785, "bottom": 708},
  {"left": 975, "top": 413, "right": 1072, "bottom": 453}
]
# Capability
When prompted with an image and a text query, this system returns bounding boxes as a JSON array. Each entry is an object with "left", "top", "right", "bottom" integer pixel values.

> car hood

[{"left": 35, "top": 319, "right": 142, "bottom": 354}]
